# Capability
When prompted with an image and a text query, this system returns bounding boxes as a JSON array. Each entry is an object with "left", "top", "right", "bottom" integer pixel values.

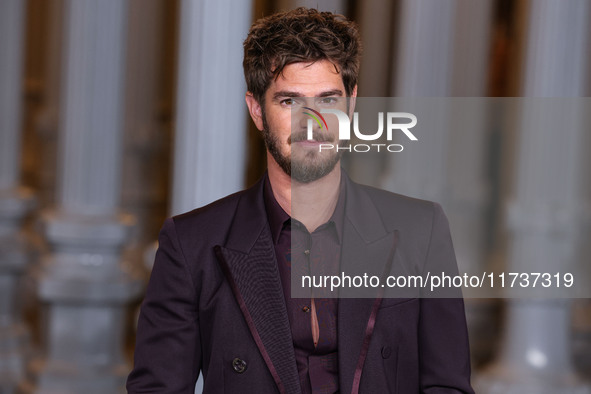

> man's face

[{"left": 246, "top": 60, "right": 355, "bottom": 183}]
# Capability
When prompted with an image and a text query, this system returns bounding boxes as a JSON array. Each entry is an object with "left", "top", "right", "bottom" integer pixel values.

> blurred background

[{"left": 0, "top": 0, "right": 590, "bottom": 393}]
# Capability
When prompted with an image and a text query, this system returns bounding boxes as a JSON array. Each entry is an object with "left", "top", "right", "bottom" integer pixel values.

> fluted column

[
  {"left": 475, "top": 1, "right": 590, "bottom": 392},
  {"left": 171, "top": 0, "right": 251, "bottom": 215},
  {"left": 19, "top": 1, "right": 142, "bottom": 393},
  {"left": 381, "top": 0, "right": 456, "bottom": 200},
  {"left": 0, "top": 1, "right": 35, "bottom": 392}
]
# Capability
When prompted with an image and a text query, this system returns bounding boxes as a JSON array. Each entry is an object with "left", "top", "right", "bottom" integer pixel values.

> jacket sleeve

[
  {"left": 127, "top": 218, "right": 201, "bottom": 393},
  {"left": 419, "top": 203, "right": 475, "bottom": 394}
]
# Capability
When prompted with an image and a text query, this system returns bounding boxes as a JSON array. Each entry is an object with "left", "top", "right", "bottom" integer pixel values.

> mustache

[{"left": 289, "top": 129, "right": 334, "bottom": 144}]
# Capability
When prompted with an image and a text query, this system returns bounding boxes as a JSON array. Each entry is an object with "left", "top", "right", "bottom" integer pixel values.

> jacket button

[
  {"left": 232, "top": 357, "right": 247, "bottom": 373},
  {"left": 381, "top": 346, "right": 392, "bottom": 359}
]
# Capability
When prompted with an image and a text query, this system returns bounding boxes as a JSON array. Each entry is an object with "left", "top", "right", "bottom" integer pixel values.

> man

[{"left": 127, "top": 8, "right": 474, "bottom": 394}]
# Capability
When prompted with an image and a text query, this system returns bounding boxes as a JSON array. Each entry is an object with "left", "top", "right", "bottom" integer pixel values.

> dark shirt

[{"left": 264, "top": 175, "right": 345, "bottom": 394}]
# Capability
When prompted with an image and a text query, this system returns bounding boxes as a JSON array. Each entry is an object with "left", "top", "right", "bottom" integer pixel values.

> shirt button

[
  {"left": 232, "top": 357, "right": 247, "bottom": 373},
  {"left": 302, "top": 306, "right": 311, "bottom": 312},
  {"left": 304, "top": 249, "right": 310, "bottom": 255},
  {"left": 381, "top": 346, "right": 392, "bottom": 359}
]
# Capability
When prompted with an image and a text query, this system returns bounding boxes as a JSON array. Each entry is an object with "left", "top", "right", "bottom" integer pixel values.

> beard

[{"left": 261, "top": 111, "right": 342, "bottom": 183}]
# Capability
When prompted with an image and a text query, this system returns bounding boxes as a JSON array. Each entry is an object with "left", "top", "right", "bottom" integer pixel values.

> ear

[
  {"left": 348, "top": 85, "right": 358, "bottom": 119},
  {"left": 245, "top": 92, "right": 264, "bottom": 131}
]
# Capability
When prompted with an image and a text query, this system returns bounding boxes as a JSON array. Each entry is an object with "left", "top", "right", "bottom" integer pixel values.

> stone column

[
  {"left": 19, "top": 1, "right": 142, "bottom": 393},
  {"left": 0, "top": 1, "right": 35, "bottom": 392},
  {"left": 381, "top": 0, "right": 456, "bottom": 199},
  {"left": 475, "top": 1, "right": 590, "bottom": 392},
  {"left": 171, "top": 0, "right": 251, "bottom": 215}
]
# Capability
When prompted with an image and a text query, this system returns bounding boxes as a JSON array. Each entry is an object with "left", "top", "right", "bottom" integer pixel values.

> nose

[
  {"left": 294, "top": 109, "right": 321, "bottom": 139},
  {"left": 301, "top": 107, "right": 324, "bottom": 134}
]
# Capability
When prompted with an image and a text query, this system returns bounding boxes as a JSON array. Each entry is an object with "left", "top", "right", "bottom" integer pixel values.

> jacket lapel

[
  {"left": 338, "top": 175, "right": 399, "bottom": 394},
  {"left": 214, "top": 177, "right": 301, "bottom": 394}
]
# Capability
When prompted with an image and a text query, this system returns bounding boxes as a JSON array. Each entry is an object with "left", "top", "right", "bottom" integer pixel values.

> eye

[
  {"left": 318, "top": 97, "right": 338, "bottom": 106},
  {"left": 280, "top": 98, "right": 298, "bottom": 106}
]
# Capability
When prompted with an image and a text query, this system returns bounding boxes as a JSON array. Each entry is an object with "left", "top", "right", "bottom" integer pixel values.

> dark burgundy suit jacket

[{"left": 127, "top": 173, "right": 474, "bottom": 393}]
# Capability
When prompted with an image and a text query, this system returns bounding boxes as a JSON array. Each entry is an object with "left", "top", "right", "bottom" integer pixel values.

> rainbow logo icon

[{"left": 303, "top": 107, "right": 329, "bottom": 130}]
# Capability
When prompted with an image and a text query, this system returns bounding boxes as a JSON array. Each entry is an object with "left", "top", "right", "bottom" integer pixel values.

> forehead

[{"left": 269, "top": 60, "right": 345, "bottom": 96}]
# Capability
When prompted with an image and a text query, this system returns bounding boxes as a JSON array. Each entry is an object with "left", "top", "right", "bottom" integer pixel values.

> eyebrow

[{"left": 272, "top": 89, "right": 344, "bottom": 100}]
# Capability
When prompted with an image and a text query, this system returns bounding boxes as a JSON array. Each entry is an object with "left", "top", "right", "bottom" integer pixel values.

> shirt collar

[
  {"left": 264, "top": 173, "right": 290, "bottom": 245},
  {"left": 326, "top": 174, "right": 346, "bottom": 244},
  {"left": 263, "top": 171, "right": 347, "bottom": 245}
]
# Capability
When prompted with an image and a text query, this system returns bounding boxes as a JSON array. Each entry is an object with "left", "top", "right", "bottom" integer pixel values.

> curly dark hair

[{"left": 243, "top": 7, "right": 361, "bottom": 104}]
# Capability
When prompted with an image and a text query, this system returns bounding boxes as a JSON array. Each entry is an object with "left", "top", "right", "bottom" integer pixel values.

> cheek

[{"left": 267, "top": 111, "right": 292, "bottom": 136}]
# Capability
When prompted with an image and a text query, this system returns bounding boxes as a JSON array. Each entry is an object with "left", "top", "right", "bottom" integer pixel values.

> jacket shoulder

[
  {"left": 355, "top": 182, "right": 442, "bottom": 227},
  {"left": 173, "top": 188, "right": 244, "bottom": 230},
  {"left": 167, "top": 175, "right": 266, "bottom": 251}
]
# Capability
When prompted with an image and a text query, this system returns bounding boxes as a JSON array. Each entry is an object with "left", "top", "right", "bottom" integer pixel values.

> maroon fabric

[
  {"left": 127, "top": 172, "right": 475, "bottom": 394},
  {"left": 351, "top": 230, "right": 399, "bottom": 394},
  {"left": 264, "top": 176, "right": 345, "bottom": 394}
]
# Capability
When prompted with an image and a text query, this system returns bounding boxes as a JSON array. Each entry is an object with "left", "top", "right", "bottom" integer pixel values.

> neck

[{"left": 267, "top": 153, "right": 341, "bottom": 232}]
